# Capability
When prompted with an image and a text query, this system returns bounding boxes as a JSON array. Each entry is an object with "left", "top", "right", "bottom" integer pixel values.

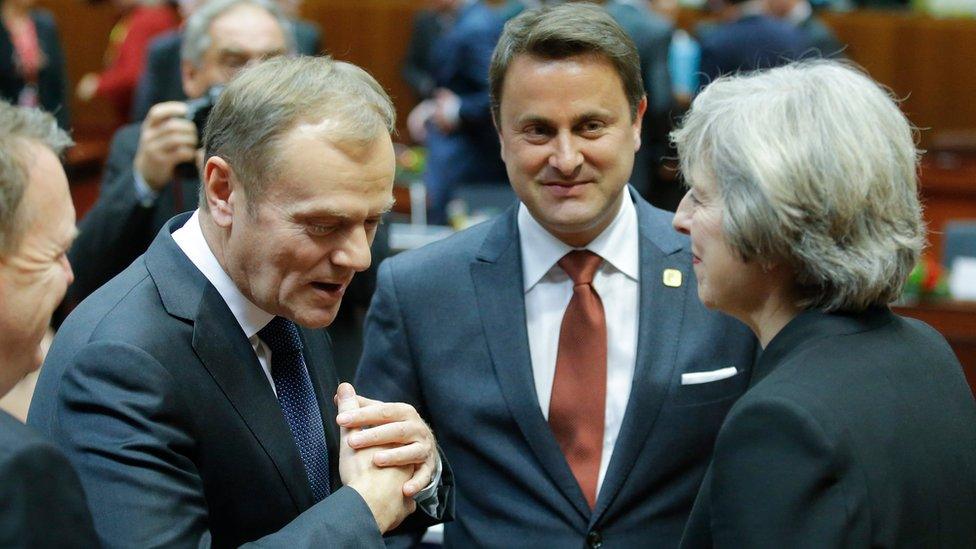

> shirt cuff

[
  {"left": 132, "top": 169, "right": 160, "bottom": 207},
  {"left": 412, "top": 452, "right": 442, "bottom": 516}
]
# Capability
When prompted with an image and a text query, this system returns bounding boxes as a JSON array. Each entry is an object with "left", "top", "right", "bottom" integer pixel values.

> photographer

[{"left": 63, "top": 0, "right": 293, "bottom": 313}]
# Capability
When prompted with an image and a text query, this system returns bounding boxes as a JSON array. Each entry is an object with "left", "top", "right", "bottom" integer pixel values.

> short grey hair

[
  {"left": 181, "top": 0, "right": 294, "bottom": 66},
  {"left": 489, "top": 2, "right": 644, "bottom": 123},
  {"left": 672, "top": 60, "right": 923, "bottom": 312},
  {"left": 202, "top": 56, "right": 396, "bottom": 210},
  {"left": 0, "top": 101, "right": 73, "bottom": 255}
]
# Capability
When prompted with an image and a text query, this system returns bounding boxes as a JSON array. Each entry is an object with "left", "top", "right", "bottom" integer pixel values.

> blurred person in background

[
  {"left": 130, "top": 0, "right": 322, "bottom": 120},
  {"left": 0, "top": 0, "right": 69, "bottom": 129},
  {"left": 672, "top": 60, "right": 976, "bottom": 547},
  {"left": 0, "top": 101, "right": 98, "bottom": 548},
  {"left": 410, "top": 0, "right": 524, "bottom": 225},
  {"left": 696, "top": 0, "right": 806, "bottom": 84},
  {"left": 402, "top": 0, "right": 468, "bottom": 103},
  {"left": 75, "top": 0, "right": 180, "bottom": 122},
  {"left": 598, "top": 0, "right": 675, "bottom": 209},
  {"left": 765, "top": 0, "right": 844, "bottom": 58},
  {"left": 61, "top": 0, "right": 292, "bottom": 317}
]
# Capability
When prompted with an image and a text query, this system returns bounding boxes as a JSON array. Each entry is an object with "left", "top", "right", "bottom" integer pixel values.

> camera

[
  {"left": 184, "top": 84, "right": 225, "bottom": 143},
  {"left": 175, "top": 85, "right": 224, "bottom": 180}
]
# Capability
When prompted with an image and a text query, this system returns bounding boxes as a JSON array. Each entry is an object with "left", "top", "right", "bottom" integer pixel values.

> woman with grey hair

[{"left": 672, "top": 60, "right": 976, "bottom": 547}]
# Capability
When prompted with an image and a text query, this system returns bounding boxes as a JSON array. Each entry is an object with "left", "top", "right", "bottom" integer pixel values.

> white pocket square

[{"left": 681, "top": 366, "right": 738, "bottom": 385}]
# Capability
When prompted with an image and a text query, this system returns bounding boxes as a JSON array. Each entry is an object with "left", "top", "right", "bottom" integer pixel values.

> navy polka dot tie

[{"left": 258, "top": 316, "right": 331, "bottom": 502}]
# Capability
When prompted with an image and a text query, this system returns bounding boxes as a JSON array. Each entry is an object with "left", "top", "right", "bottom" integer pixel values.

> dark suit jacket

[
  {"left": 0, "top": 9, "right": 69, "bottom": 128},
  {"left": 0, "top": 410, "right": 98, "bottom": 548},
  {"left": 130, "top": 21, "right": 323, "bottom": 121},
  {"left": 357, "top": 192, "right": 757, "bottom": 547},
  {"left": 698, "top": 14, "right": 808, "bottom": 84},
  {"left": 30, "top": 213, "right": 451, "bottom": 548},
  {"left": 681, "top": 308, "right": 976, "bottom": 548},
  {"left": 401, "top": 9, "right": 449, "bottom": 100}
]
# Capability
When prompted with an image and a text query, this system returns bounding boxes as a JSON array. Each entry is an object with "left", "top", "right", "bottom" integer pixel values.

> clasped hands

[{"left": 335, "top": 382, "right": 438, "bottom": 533}]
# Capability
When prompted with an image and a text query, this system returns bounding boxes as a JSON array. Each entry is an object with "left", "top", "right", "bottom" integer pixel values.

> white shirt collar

[
  {"left": 172, "top": 210, "right": 274, "bottom": 338},
  {"left": 518, "top": 191, "right": 640, "bottom": 292}
]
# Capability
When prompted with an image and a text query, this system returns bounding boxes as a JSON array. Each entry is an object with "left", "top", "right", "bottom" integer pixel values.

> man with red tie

[{"left": 356, "top": 3, "right": 756, "bottom": 547}]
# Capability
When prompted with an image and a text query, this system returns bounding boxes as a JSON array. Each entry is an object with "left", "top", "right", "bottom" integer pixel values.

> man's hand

[
  {"left": 336, "top": 383, "right": 416, "bottom": 533},
  {"left": 336, "top": 390, "right": 438, "bottom": 498},
  {"left": 432, "top": 88, "right": 460, "bottom": 134},
  {"left": 407, "top": 99, "right": 436, "bottom": 143},
  {"left": 133, "top": 102, "right": 198, "bottom": 191}
]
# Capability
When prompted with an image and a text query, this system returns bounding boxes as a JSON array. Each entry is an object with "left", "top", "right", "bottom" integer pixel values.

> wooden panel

[
  {"left": 302, "top": 0, "right": 424, "bottom": 137},
  {"left": 677, "top": 9, "right": 976, "bottom": 149},
  {"left": 918, "top": 155, "right": 976, "bottom": 259},
  {"left": 38, "top": 0, "right": 120, "bottom": 135},
  {"left": 820, "top": 11, "right": 976, "bottom": 148}
]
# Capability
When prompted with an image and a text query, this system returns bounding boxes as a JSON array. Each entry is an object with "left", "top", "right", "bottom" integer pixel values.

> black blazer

[
  {"left": 30, "top": 214, "right": 452, "bottom": 547},
  {"left": 681, "top": 308, "right": 976, "bottom": 548},
  {"left": 0, "top": 410, "right": 97, "bottom": 548},
  {"left": 0, "top": 9, "right": 69, "bottom": 128}
]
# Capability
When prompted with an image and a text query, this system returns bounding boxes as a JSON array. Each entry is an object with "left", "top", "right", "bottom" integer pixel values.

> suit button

[{"left": 587, "top": 531, "right": 603, "bottom": 548}]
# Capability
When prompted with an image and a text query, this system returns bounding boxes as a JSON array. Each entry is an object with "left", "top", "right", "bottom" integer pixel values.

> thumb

[{"left": 336, "top": 382, "right": 360, "bottom": 416}]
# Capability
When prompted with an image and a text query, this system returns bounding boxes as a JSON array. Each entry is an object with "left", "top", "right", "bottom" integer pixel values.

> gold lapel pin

[{"left": 663, "top": 268, "right": 682, "bottom": 288}]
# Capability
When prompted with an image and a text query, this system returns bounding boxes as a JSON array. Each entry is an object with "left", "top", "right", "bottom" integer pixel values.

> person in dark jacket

[
  {"left": 672, "top": 60, "right": 976, "bottom": 547},
  {"left": 0, "top": 0, "right": 69, "bottom": 128},
  {"left": 0, "top": 101, "right": 98, "bottom": 548}
]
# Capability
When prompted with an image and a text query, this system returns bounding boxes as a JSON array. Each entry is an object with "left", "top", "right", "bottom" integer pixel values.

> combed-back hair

[
  {"left": 671, "top": 60, "right": 923, "bottom": 311},
  {"left": 201, "top": 55, "right": 396, "bottom": 211},
  {"left": 489, "top": 2, "right": 643, "bottom": 122}
]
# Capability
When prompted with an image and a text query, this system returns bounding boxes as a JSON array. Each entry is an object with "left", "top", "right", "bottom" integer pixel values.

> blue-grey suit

[{"left": 356, "top": 192, "right": 757, "bottom": 547}]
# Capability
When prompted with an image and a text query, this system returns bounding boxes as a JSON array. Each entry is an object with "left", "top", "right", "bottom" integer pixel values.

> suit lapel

[
  {"left": 300, "top": 328, "right": 342, "bottom": 492},
  {"left": 191, "top": 285, "right": 316, "bottom": 510},
  {"left": 592, "top": 194, "right": 689, "bottom": 523},
  {"left": 146, "top": 214, "right": 315, "bottom": 512},
  {"left": 470, "top": 209, "right": 592, "bottom": 520}
]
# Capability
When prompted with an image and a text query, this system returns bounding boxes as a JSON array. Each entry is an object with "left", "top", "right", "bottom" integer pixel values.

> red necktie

[{"left": 549, "top": 250, "right": 607, "bottom": 509}]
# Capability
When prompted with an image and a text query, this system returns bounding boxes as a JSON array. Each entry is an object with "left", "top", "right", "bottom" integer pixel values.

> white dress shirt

[{"left": 518, "top": 193, "right": 640, "bottom": 495}]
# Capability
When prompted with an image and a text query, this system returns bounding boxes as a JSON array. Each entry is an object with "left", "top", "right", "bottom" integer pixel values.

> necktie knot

[
  {"left": 558, "top": 250, "right": 603, "bottom": 286},
  {"left": 258, "top": 316, "right": 304, "bottom": 356}
]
